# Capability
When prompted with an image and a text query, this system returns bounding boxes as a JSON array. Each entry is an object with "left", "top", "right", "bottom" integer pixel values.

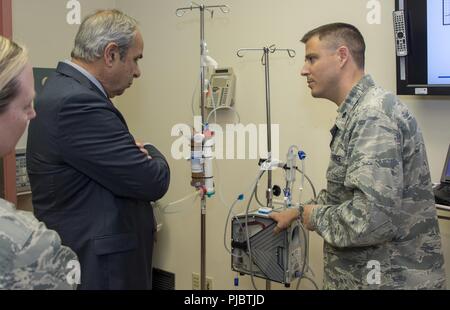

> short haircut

[
  {"left": 301, "top": 23, "right": 366, "bottom": 69},
  {"left": 71, "top": 9, "right": 139, "bottom": 62},
  {"left": 0, "top": 36, "right": 28, "bottom": 114}
]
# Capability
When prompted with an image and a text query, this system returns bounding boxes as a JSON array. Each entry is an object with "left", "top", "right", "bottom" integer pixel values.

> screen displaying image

[{"left": 427, "top": 0, "right": 450, "bottom": 85}]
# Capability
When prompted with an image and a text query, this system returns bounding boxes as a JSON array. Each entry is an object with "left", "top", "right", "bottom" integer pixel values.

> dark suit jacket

[{"left": 26, "top": 62, "right": 170, "bottom": 290}]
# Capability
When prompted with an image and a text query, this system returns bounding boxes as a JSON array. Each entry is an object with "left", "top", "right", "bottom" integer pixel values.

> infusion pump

[
  {"left": 207, "top": 68, "right": 236, "bottom": 109},
  {"left": 231, "top": 211, "right": 307, "bottom": 286}
]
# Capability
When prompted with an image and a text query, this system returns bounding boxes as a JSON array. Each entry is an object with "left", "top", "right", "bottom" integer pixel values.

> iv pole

[
  {"left": 237, "top": 45, "right": 296, "bottom": 289},
  {"left": 176, "top": 2, "right": 230, "bottom": 291}
]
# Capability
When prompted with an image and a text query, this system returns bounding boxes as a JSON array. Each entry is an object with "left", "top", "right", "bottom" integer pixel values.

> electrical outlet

[
  {"left": 193, "top": 273, "right": 213, "bottom": 290},
  {"left": 192, "top": 272, "right": 200, "bottom": 290},
  {"left": 206, "top": 276, "right": 213, "bottom": 290}
]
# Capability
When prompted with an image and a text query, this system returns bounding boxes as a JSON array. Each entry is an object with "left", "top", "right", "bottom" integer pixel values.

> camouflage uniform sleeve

[
  {"left": 310, "top": 108, "right": 400, "bottom": 248},
  {"left": 0, "top": 202, "right": 78, "bottom": 290}
]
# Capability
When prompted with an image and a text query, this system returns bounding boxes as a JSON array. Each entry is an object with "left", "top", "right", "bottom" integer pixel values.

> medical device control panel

[{"left": 207, "top": 68, "right": 236, "bottom": 109}]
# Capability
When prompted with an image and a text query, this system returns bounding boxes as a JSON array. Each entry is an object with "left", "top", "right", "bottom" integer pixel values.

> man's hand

[
  {"left": 269, "top": 205, "right": 318, "bottom": 234},
  {"left": 269, "top": 208, "right": 299, "bottom": 234},
  {"left": 136, "top": 141, "right": 152, "bottom": 159}
]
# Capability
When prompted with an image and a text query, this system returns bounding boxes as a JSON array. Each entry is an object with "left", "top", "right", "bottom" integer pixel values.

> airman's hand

[{"left": 269, "top": 208, "right": 299, "bottom": 234}]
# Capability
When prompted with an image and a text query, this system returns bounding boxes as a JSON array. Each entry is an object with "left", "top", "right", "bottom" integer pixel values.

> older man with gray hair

[{"left": 27, "top": 10, "right": 170, "bottom": 290}]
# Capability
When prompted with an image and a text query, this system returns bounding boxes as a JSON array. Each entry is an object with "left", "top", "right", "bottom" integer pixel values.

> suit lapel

[
  {"left": 55, "top": 62, "right": 129, "bottom": 129},
  {"left": 56, "top": 62, "right": 108, "bottom": 100}
]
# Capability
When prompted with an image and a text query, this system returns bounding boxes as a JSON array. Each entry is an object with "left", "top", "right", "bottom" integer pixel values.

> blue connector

[
  {"left": 284, "top": 188, "right": 291, "bottom": 198},
  {"left": 298, "top": 151, "right": 306, "bottom": 160},
  {"left": 234, "top": 276, "right": 239, "bottom": 287},
  {"left": 257, "top": 207, "right": 272, "bottom": 215},
  {"left": 238, "top": 194, "right": 244, "bottom": 201}
]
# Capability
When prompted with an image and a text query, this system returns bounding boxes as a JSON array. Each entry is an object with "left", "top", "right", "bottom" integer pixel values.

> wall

[
  {"left": 12, "top": 0, "right": 117, "bottom": 150},
  {"left": 12, "top": 0, "right": 450, "bottom": 289}
]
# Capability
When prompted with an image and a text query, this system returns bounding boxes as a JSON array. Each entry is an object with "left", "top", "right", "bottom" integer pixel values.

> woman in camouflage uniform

[{"left": 0, "top": 36, "right": 78, "bottom": 290}]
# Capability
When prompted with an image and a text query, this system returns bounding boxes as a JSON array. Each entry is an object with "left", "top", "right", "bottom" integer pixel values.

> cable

[
  {"left": 191, "top": 71, "right": 200, "bottom": 116},
  {"left": 204, "top": 70, "right": 241, "bottom": 125},
  {"left": 244, "top": 177, "right": 261, "bottom": 290},
  {"left": 218, "top": 160, "right": 266, "bottom": 259},
  {"left": 253, "top": 177, "right": 267, "bottom": 208},
  {"left": 302, "top": 276, "right": 320, "bottom": 290},
  {"left": 294, "top": 221, "right": 320, "bottom": 290},
  {"left": 221, "top": 168, "right": 266, "bottom": 259},
  {"left": 224, "top": 197, "right": 245, "bottom": 258},
  {"left": 190, "top": 71, "right": 208, "bottom": 128},
  {"left": 230, "top": 169, "right": 265, "bottom": 290},
  {"left": 206, "top": 79, "right": 218, "bottom": 124},
  {"left": 295, "top": 167, "right": 317, "bottom": 200},
  {"left": 254, "top": 178, "right": 285, "bottom": 208},
  {"left": 295, "top": 220, "right": 309, "bottom": 290},
  {"left": 161, "top": 191, "right": 200, "bottom": 214},
  {"left": 299, "top": 160, "right": 305, "bottom": 203},
  {"left": 206, "top": 106, "right": 241, "bottom": 124}
]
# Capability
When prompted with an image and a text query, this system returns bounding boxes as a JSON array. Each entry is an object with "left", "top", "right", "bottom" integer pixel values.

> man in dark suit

[{"left": 26, "top": 10, "right": 170, "bottom": 290}]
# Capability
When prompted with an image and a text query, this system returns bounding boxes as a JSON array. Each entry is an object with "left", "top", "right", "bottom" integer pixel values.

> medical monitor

[{"left": 395, "top": 0, "right": 450, "bottom": 95}]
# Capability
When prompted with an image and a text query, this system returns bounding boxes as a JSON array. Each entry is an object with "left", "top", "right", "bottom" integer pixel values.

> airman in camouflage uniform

[
  {"left": 270, "top": 23, "right": 446, "bottom": 290},
  {"left": 309, "top": 74, "right": 446, "bottom": 289},
  {"left": 0, "top": 199, "right": 78, "bottom": 289},
  {"left": 0, "top": 35, "right": 79, "bottom": 290}
]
